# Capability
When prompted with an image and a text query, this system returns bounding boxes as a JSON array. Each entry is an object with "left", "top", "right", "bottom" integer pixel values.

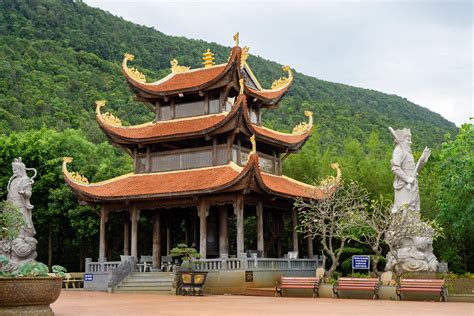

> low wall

[{"left": 83, "top": 272, "right": 110, "bottom": 291}]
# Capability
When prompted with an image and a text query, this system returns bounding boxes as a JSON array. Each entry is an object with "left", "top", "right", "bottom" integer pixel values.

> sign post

[{"left": 351, "top": 255, "right": 370, "bottom": 276}]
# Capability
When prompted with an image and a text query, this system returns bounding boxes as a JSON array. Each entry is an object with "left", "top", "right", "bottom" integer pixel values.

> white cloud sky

[{"left": 84, "top": 0, "right": 473, "bottom": 126}]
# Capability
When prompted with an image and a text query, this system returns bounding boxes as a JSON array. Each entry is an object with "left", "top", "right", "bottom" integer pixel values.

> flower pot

[{"left": 0, "top": 277, "right": 62, "bottom": 315}]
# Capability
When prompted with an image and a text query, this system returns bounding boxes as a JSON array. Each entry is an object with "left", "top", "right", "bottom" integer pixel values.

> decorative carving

[
  {"left": 241, "top": 46, "right": 250, "bottom": 66},
  {"left": 122, "top": 53, "right": 146, "bottom": 83},
  {"left": 239, "top": 78, "right": 244, "bottom": 95},
  {"left": 95, "top": 100, "right": 122, "bottom": 127},
  {"left": 63, "top": 157, "right": 89, "bottom": 184},
  {"left": 250, "top": 135, "right": 256, "bottom": 154},
  {"left": 233, "top": 32, "right": 239, "bottom": 46},
  {"left": 271, "top": 65, "right": 293, "bottom": 89},
  {"left": 319, "top": 163, "right": 342, "bottom": 187},
  {"left": 170, "top": 58, "right": 190, "bottom": 73},
  {"left": 202, "top": 49, "right": 215, "bottom": 68},
  {"left": 292, "top": 110, "right": 313, "bottom": 134}
]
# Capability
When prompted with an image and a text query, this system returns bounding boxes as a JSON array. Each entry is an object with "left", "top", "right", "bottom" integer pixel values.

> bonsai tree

[{"left": 170, "top": 244, "right": 201, "bottom": 270}]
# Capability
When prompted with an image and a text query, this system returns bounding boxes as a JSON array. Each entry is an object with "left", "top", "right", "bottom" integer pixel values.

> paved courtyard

[{"left": 51, "top": 291, "right": 473, "bottom": 316}]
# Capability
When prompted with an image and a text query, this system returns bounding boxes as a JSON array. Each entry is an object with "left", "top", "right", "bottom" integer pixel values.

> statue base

[{"left": 0, "top": 236, "right": 38, "bottom": 271}]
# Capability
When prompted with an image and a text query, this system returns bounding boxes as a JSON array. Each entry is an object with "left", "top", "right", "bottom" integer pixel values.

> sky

[{"left": 84, "top": 0, "right": 473, "bottom": 126}]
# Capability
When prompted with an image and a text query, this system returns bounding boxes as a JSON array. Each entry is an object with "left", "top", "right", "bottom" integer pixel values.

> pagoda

[{"left": 63, "top": 34, "right": 334, "bottom": 267}]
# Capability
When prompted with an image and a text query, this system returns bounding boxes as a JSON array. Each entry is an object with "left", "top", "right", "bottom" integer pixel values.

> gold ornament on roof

[
  {"left": 319, "top": 163, "right": 342, "bottom": 188},
  {"left": 271, "top": 65, "right": 293, "bottom": 89},
  {"left": 241, "top": 46, "right": 250, "bottom": 67},
  {"left": 95, "top": 100, "right": 122, "bottom": 127},
  {"left": 122, "top": 53, "right": 146, "bottom": 83},
  {"left": 233, "top": 32, "right": 239, "bottom": 46},
  {"left": 170, "top": 59, "right": 190, "bottom": 73},
  {"left": 202, "top": 49, "right": 215, "bottom": 68},
  {"left": 63, "top": 157, "right": 89, "bottom": 184},
  {"left": 250, "top": 135, "right": 256, "bottom": 154},
  {"left": 239, "top": 78, "right": 244, "bottom": 95},
  {"left": 292, "top": 110, "right": 313, "bottom": 134}
]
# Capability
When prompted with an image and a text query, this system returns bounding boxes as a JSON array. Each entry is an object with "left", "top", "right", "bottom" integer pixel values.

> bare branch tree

[{"left": 295, "top": 181, "right": 368, "bottom": 278}]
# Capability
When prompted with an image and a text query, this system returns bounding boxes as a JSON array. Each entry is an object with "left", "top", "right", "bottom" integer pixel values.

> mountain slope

[{"left": 0, "top": 0, "right": 457, "bottom": 149}]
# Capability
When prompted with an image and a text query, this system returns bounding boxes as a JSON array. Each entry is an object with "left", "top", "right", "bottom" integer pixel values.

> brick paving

[{"left": 51, "top": 291, "right": 473, "bottom": 316}]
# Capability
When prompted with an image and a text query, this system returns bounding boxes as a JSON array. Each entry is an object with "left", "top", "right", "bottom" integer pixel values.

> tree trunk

[{"left": 48, "top": 226, "right": 52, "bottom": 269}]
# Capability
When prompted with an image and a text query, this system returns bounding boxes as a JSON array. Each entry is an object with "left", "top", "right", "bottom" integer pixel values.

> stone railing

[
  {"left": 85, "top": 258, "right": 121, "bottom": 273},
  {"left": 108, "top": 258, "right": 133, "bottom": 290},
  {"left": 192, "top": 257, "right": 322, "bottom": 271}
]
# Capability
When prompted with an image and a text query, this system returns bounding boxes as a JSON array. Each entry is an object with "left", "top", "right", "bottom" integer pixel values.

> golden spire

[
  {"left": 239, "top": 78, "right": 244, "bottom": 95},
  {"left": 233, "top": 32, "right": 239, "bottom": 46},
  {"left": 170, "top": 58, "right": 190, "bottom": 73},
  {"left": 319, "top": 163, "right": 342, "bottom": 188},
  {"left": 271, "top": 65, "right": 293, "bottom": 89},
  {"left": 122, "top": 53, "right": 146, "bottom": 83},
  {"left": 95, "top": 100, "right": 122, "bottom": 127},
  {"left": 202, "top": 49, "right": 215, "bottom": 68},
  {"left": 63, "top": 157, "right": 89, "bottom": 184},
  {"left": 250, "top": 135, "right": 256, "bottom": 154},
  {"left": 292, "top": 110, "right": 313, "bottom": 134},
  {"left": 241, "top": 46, "right": 250, "bottom": 67}
]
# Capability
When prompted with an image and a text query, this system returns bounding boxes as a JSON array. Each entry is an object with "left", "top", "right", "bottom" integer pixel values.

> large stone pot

[{"left": 0, "top": 277, "right": 62, "bottom": 316}]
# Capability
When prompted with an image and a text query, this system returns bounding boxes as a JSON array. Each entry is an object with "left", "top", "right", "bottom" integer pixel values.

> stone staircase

[{"left": 113, "top": 272, "right": 175, "bottom": 294}]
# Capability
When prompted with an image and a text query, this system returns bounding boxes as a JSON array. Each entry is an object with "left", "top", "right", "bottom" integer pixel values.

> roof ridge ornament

[
  {"left": 240, "top": 46, "right": 250, "bottom": 68},
  {"left": 95, "top": 100, "right": 122, "bottom": 127},
  {"left": 233, "top": 32, "right": 239, "bottom": 46},
  {"left": 202, "top": 49, "right": 215, "bottom": 68},
  {"left": 319, "top": 163, "right": 342, "bottom": 188},
  {"left": 271, "top": 65, "right": 293, "bottom": 89},
  {"left": 63, "top": 157, "right": 89, "bottom": 184},
  {"left": 123, "top": 53, "right": 146, "bottom": 83},
  {"left": 250, "top": 134, "right": 257, "bottom": 154},
  {"left": 170, "top": 59, "right": 190, "bottom": 73},
  {"left": 292, "top": 110, "right": 313, "bottom": 134},
  {"left": 239, "top": 78, "right": 244, "bottom": 95}
]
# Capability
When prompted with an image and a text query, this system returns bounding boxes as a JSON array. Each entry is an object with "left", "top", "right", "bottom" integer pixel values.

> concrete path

[{"left": 52, "top": 291, "right": 473, "bottom": 316}]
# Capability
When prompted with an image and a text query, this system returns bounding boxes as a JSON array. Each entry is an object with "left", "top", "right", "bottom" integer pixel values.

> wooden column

[
  {"left": 291, "top": 208, "right": 299, "bottom": 254},
  {"left": 123, "top": 213, "right": 130, "bottom": 256},
  {"left": 130, "top": 206, "right": 140, "bottom": 259},
  {"left": 198, "top": 200, "right": 209, "bottom": 258},
  {"left": 166, "top": 221, "right": 171, "bottom": 255},
  {"left": 256, "top": 201, "right": 264, "bottom": 255},
  {"left": 152, "top": 211, "right": 161, "bottom": 270},
  {"left": 275, "top": 211, "right": 283, "bottom": 258},
  {"left": 307, "top": 235, "right": 314, "bottom": 259},
  {"left": 99, "top": 206, "right": 108, "bottom": 261},
  {"left": 218, "top": 205, "right": 228, "bottom": 257},
  {"left": 234, "top": 195, "right": 244, "bottom": 257}
]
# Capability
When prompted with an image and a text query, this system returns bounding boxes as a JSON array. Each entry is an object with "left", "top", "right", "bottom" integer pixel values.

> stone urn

[{"left": 0, "top": 277, "right": 62, "bottom": 316}]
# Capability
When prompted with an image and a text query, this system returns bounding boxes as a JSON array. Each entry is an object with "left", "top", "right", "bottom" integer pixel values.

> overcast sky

[{"left": 84, "top": 0, "right": 472, "bottom": 126}]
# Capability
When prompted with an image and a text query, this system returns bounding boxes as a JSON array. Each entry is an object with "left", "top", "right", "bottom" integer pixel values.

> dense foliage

[{"left": 0, "top": 0, "right": 470, "bottom": 273}]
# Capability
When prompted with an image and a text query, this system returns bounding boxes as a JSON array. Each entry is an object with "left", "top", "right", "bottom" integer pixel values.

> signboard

[
  {"left": 245, "top": 271, "right": 253, "bottom": 282},
  {"left": 352, "top": 255, "right": 370, "bottom": 270},
  {"left": 84, "top": 274, "right": 93, "bottom": 281}
]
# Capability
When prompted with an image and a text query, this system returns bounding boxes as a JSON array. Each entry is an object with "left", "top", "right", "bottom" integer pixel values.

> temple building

[{"left": 63, "top": 34, "right": 333, "bottom": 269}]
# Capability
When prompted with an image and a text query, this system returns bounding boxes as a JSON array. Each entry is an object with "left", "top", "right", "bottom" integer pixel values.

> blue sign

[
  {"left": 352, "top": 255, "right": 370, "bottom": 270},
  {"left": 84, "top": 274, "right": 93, "bottom": 281}
]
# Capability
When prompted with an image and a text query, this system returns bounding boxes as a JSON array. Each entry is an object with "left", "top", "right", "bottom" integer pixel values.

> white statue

[{"left": 385, "top": 128, "right": 438, "bottom": 274}]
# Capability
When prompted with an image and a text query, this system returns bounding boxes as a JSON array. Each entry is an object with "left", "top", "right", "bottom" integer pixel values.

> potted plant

[
  {"left": 170, "top": 243, "right": 207, "bottom": 296},
  {"left": 0, "top": 201, "right": 66, "bottom": 316}
]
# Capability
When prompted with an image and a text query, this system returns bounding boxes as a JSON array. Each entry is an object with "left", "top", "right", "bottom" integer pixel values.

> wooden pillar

[
  {"left": 130, "top": 206, "right": 140, "bottom": 259},
  {"left": 307, "top": 235, "right": 314, "bottom": 259},
  {"left": 198, "top": 200, "right": 209, "bottom": 258},
  {"left": 276, "top": 211, "right": 282, "bottom": 258},
  {"left": 123, "top": 213, "right": 130, "bottom": 256},
  {"left": 99, "top": 206, "right": 108, "bottom": 261},
  {"left": 152, "top": 211, "right": 161, "bottom": 270},
  {"left": 218, "top": 205, "right": 228, "bottom": 257},
  {"left": 234, "top": 195, "right": 244, "bottom": 257},
  {"left": 291, "top": 208, "right": 299, "bottom": 254},
  {"left": 166, "top": 221, "right": 171, "bottom": 256},
  {"left": 256, "top": 201, "right": 264, "bottom": 255}
]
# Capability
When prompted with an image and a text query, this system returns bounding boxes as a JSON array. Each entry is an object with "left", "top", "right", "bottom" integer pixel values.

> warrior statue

[
  {"left": 385, "top": 128, "right": 439, "bottom": 273},
  {"left": 0, "top": 158, "right": 38, "bottom": 271}
]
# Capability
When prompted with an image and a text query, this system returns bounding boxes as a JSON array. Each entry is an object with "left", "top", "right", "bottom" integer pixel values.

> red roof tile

[{"left": 252, "top": 124, "right": 311, "bottom": 145}]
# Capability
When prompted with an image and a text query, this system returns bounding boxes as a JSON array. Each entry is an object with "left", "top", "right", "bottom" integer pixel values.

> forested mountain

[
  {"left": 0, "top": 0, "right": 456, "bottom": 148},
  {"left": 1, "top": 0, "right": 470, "bottom": 273}
]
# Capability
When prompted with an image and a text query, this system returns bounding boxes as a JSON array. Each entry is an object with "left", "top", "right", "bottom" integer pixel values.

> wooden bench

[
  {"left": 275, "top": 277, "right": 322, "bottom": 297},
  {"left": 397, "top": 279, "right": 447, "bottom": 302},
  {"left": 333, "top": 277, "right": 380, "bottom": 299},
  {"left": 62, "top": 273, "right": 84, "bottom": 289}
]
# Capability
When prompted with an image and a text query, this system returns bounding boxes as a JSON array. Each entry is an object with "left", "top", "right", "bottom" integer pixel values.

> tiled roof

[
  {"left": 245, "top": 84, "right": 292, "bottom": 101},
  {"left": 251, "top": 124, "right": 311, "bottom": 145},
  {"left": 260, "top": 173, "right": 323, "bottom": 200}
]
